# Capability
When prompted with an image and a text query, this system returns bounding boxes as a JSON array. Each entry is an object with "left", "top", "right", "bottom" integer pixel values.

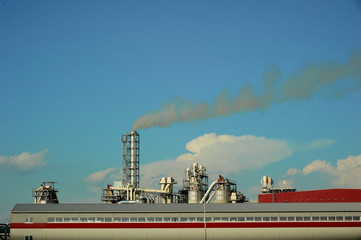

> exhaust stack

[{"left": 121, "top": 130, "right": 140, "bottom": 188}]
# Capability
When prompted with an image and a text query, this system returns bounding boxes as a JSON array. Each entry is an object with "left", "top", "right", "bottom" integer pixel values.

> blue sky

[{"left": 1, "top": 0, "right": 361, "bottom": 222}]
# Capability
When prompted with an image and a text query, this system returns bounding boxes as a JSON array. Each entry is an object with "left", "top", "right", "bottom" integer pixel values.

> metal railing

[{"left": 0, "top": 223, "right": 10, "bottom": 240}]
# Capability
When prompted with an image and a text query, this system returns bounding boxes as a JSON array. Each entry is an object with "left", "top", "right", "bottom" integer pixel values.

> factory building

[
  {"left": 259, "top": 188, "right": 361, "bottom": 203},
  {"left": 9, "top": 131, "right": 361, "bottom": 240}
]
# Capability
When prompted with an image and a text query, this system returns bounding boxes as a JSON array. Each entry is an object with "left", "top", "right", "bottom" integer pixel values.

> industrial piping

[{"left": 200, "top": 179, "right": 220, "bottom": 204}]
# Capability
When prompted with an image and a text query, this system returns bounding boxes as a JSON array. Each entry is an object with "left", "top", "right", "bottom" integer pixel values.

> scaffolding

[
  {"left": 101, "top": 130, "right": 248, "bottom": 205},
  {"left": 0, "top": 224, "right": 10, "bottom": 240},
  {"left": 182, "top": 163, "right": 209, "bottom": 203},
  {"left": 183, "top": 163, "right": 208, "bottom": 192},
  {"left": 121, "top": 130, "right": 140, "bottom": 188}
]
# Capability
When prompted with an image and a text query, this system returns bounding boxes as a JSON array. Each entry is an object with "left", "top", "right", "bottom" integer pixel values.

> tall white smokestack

[{"left": 121, "top": 130, "right": 140, "bottom": 188}]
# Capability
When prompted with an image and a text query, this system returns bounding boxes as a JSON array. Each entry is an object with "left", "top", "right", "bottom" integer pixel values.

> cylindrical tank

[
  {"left": 214, "top": 189, "right": 229, "bottom": 203},
  {"left": 188, "top": 190, "right": 202, "bottom": 203},
  {"left": 261, "top": 176, "right": 268, "bottom": 186}
]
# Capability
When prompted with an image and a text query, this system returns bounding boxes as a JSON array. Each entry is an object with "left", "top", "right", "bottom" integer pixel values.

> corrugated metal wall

[{"left": 258, "top": 189, "right": 361, "bottom": 203}]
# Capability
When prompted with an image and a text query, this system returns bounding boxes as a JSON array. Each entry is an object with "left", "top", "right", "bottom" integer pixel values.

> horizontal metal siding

[{"left": 258, "top": 189, "right": 361, "bottom": 203}]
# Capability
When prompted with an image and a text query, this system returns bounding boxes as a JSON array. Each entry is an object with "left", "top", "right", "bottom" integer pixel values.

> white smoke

[{"left": 132, "top": 52, "right": 361, "bottom": 130}]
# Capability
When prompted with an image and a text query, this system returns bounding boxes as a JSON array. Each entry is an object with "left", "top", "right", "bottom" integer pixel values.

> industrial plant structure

[
  {"left": 10, "top": 130, "right": 361, "bottom": 240},
  {"left": 100, "top": 131, "right": 246, "bottom": 205}
]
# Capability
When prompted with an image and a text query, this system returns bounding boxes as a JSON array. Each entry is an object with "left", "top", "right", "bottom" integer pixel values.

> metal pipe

[
  {"left": 126, "top": 184, "right": 130, "bottom": 200},
  {"left": 130, "top": 187, "right": 134, "bottom": 201},
  {"left": 200, "top": 180, "right": 218, "bottom": 203},
  {"left": 121, "top": 130, "right": 139, "bottom": 189},
  {"left": 206, "top": 191, "right": 216, "bottom": 204},
  {"left": 130, "top": 131, "right": 136, "bottom": 187}
]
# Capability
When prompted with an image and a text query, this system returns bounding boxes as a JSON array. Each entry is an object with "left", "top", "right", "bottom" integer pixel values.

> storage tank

[
  {"left": 214, "top": 188, "right": 229, "bottom": 203},
  {"left": 188, "top": 190, "right": 202, "bottom": 203}
]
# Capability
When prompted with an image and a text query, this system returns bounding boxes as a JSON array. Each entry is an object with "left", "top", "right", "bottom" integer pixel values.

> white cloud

[
  {"left": 287, "top": 168, "right": 300, "bottom": 175},
  {"left": 302, "top": 159, "right": 335, "bottom": 175},
  {"left": 277, "top": 179, "right": 294, "bottom": 188},
  {"left": 332, "top": 155, "right": 361, "bottom": 187},
  {"left": 177, "top": 133, "right": 293, "bottom": 171},
  {"left": 141, "top": 133, "right": 293, "bottom": 189},
  {"left": 286, "top": 154, "right": 361, "bottom": 188},
  {"left": 295, "top": 139, "right": 335, "bottom": 151},
  {"left": 84, "top": 168, "right": 116, "bottom": 182},
  {"left": 308, "top": 139, "right": 335, "bottom": 150},
  {"left": 0, "top": 149, "right": 48, "bottom": 172}
]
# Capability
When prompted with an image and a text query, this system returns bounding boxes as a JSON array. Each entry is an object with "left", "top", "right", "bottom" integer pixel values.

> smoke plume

[{"left": 132, "top": 52, "right": 361, "bottom": 130}]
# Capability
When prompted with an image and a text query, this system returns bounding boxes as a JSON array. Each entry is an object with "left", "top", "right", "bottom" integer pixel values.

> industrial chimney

[{"left": 121, "top": 130, "right": 140, "bottom": 188}]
